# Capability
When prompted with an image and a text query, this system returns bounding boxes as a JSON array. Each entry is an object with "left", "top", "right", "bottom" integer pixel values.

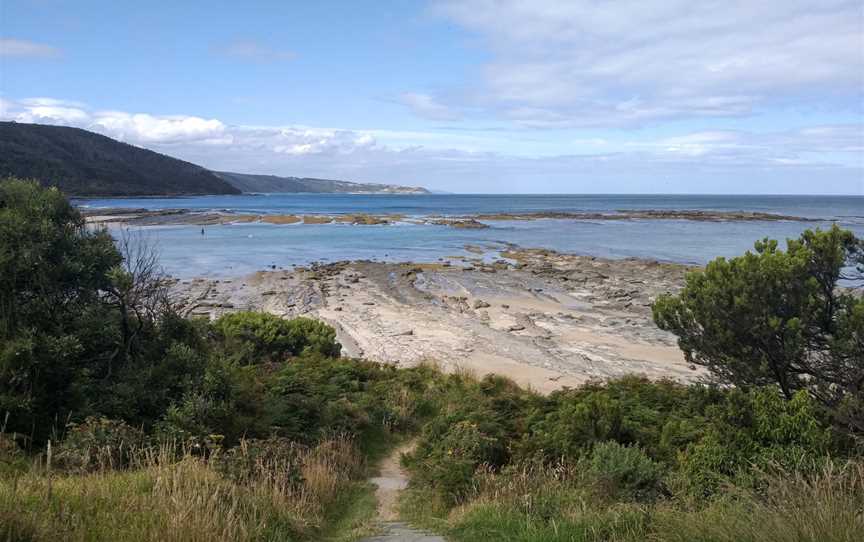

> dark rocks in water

[
  {"left": 471, "top": 209, "right": 814, "bottom": 222},
  {"left": 429, "top": 218, "right": 490, "bottom": 229}
]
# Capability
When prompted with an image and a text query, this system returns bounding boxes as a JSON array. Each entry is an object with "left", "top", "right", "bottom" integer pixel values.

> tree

[
  {"left": 0, "top": 178, "right": 121, "bottom": 440},
  {"left": 103, "top": 228, "right": 171, "bottom": 375},
  {"left": 653, "top": 226, "right": 863, "bottom": 430}
]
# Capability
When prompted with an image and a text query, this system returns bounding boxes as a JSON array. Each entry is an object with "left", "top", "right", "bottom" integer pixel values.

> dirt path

[{"left": 359, "top": 443, "right": 446, "bottom": 542}]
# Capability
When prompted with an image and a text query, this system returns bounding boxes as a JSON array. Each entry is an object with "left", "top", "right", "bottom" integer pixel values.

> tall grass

[
  {"left": 652, "top": 460, "right": 864, "bottom": 542},
  {"left": 0, "top": 436, "right": 369, "bottom": 542},
  {"left": 402, "top": 460, "right": 864, "bottom": 542}
]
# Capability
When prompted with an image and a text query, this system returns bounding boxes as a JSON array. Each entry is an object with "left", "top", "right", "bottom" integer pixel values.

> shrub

[
  {"left": 212, "top": 312, "right": 341, "bottom": 363},
  {"left": 584, "top": 441, "right": 663, "bottom": 501},
  {"left": 676, "top": 388, "right": 834, "bottom": 498},
  {"left": 156, "top": 357, "right": 268, "bottom": 446},
  {"left": 53, "top": 417, "right": 147, "bottom": 472}
]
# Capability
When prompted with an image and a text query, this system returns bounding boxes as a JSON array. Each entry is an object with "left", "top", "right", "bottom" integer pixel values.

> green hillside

[{"left": 0, "top": 121, "right": 240, "bottom": 196}]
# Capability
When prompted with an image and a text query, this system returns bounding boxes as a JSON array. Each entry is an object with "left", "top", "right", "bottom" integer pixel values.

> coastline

[
  {"left": 169, "top": 247, "right": 705, "bottom": 393},
  {"left": 83, "top": 207, "right": 818, "bottom": 228}
]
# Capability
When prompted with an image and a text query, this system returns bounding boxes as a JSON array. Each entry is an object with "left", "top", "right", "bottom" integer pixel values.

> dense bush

[
  {"left": 584, "top": 441, "right": 662, "bottom": 501},
  {"left": 404, "top": 375, "right": 849, "bottom": 508},
  {"left": 212, "top": 311, "right": 341, "bottom": 363},
  {"left": 675, "top": 388, "right": 835, "bottom": 497}
]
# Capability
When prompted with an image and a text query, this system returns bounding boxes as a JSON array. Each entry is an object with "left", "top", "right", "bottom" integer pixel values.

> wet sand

[{"left": 169, "top": 247, "right": 705, "bottom": 392}]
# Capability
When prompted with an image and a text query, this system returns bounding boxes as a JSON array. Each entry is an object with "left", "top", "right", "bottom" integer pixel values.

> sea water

[{"left": 77, "top": 194, "right": 864, "bottom": 278}]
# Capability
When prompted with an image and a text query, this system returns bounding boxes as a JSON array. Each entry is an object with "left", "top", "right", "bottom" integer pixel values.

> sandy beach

[{"left": 169, "top": 246, "right": 704, "bottom": 392}]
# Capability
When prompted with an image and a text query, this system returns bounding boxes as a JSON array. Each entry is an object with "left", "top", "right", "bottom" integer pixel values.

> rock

[
  {"left": 334, "top": 307, "right": 343, "bottom": 312},
  {"left": 507, "top": 324, "right": 526, "bottom": 332},
  {"left": 391, "top": 329, "right": 414, "bottom": 336},
  {"left": 363, "top": 301, "right": 376, "bottom": 306},
  {"left": 473, "top": 299, "right": 491, "bottom": 309},
  {"left": 501, "top": 304, "right": 510, "bottom": 309}
]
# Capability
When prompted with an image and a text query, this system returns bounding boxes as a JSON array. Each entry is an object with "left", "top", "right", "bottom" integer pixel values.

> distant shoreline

[{"left": 82, "top": 206, "right": 820, "bottom": 228}]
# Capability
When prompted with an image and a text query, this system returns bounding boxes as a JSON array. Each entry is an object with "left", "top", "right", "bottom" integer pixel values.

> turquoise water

[{"left": 81, "top": 194, "right": 864, "bottom": 278}]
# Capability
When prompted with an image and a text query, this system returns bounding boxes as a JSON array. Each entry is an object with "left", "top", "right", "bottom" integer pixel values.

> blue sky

[{"left": 1, "top": 0, "right": 862, "bottom": 194}]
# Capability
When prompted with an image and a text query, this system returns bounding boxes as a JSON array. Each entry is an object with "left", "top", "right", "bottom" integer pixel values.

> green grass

[
  {"left": 398, "top": 461, "right": 864, "bottom": 542},
  {"left": 317, "top": 482, "right": 380, "bottom": 542}
]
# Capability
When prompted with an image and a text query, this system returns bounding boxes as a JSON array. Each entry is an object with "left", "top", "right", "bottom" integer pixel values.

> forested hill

[
  {"left": 214, "top": 171, "right": 430, "bottom": 194},
  {"left": 0, "top": 121, "right": 240, "bottom": 197}
]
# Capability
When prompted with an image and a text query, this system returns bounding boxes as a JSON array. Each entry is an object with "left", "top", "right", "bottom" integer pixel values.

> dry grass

[
  {"left": 0, "top": 436, "right": 365, "bottom": 542},
  {"left": 653, "top": 460, "right": 864, "bottom": 542}
]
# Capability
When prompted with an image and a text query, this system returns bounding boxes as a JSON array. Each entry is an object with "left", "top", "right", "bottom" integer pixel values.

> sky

[{"left": 1, "top": 0, "right": 862, "bottom": 194}]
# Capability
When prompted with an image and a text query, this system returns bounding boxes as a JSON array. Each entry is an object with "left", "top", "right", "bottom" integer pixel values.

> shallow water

[{"left": 84, "top": 194, "right": 864, "bottom": 278}]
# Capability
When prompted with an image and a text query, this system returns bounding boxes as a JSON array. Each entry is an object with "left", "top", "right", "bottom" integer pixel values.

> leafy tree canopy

[{"left": 653, "top": 226, "right": 863, "bottom": 431}]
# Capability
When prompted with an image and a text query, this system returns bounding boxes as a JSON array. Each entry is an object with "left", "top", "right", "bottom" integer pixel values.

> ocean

[{"left": 77, "top": 194, "right": 864, "bottom": 278}]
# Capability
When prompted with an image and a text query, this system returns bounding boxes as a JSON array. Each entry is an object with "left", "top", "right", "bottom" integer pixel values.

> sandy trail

[
  {"left": 360, "top": 442, "right": 446, "bottom": 542},
  {"left": 170, "top": 248, "right": 706, "bottom": 391},
  {"left": 369, "top": 442, "right": 415, "bottom": 522}
]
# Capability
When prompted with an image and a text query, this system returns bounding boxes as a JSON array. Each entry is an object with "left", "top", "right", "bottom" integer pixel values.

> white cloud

[
  {"left": 399, "top": 92, "right": 461, "bottom": 121},
  {"left": 213, "top": 40, "right": 295, "bottom": 62},
  {"left": 0, "top": 38, "right": 60, "bottom": 58},
  {"left": 1, "top": 97, "right": 861, "bottom": 194},
  {"left": 90, "top": 112, "right": 230, "bottom": 145},
  {"left": 431, "top": 0, "right": 864, "bottom": 126}
]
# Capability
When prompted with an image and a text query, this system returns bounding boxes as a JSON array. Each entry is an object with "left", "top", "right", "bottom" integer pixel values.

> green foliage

[
  {"left": 585, "top": 441, "right": 663, "bottom": 501},
  {"left": 267, "top": 356, "right": 429, "bottom": 447},
  {"left": 519, "top": 376, "right": 721, "bottom": 463},
  {"left": 53, "top": 417, "right": 147, "bottom": 472},
  {"left": 448, "top": 501, "right": 649, "bottom": 542},
  {"left": 653, "top": 226, "right": 864, "bottom": 418},
  {"left": 404, "top": 374, "right": 536, "bottom": 503},
  {"left": 0, "top": 179, "right": 352, "bottom": 445},
  {"left": 676, "top": 388, "right": 833, "bottom": 497},
  {"left": 156, "top": 357, "right": 268, "bottom": 446},
  {"left": 0, "top": 178, "right": 121, "bottom": 441},
  {"left": 213, "top": 312, "right": 341, "bottom": 363}
]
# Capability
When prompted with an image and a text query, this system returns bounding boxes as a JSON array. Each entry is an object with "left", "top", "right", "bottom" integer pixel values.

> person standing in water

[{"left": 201, "top": 227, "right": 205, "bottom": 236}]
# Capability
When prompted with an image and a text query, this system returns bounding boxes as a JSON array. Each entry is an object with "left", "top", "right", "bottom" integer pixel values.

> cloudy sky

[{"left": 1, "top": 0, "right": 862, "bottom": 194}]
